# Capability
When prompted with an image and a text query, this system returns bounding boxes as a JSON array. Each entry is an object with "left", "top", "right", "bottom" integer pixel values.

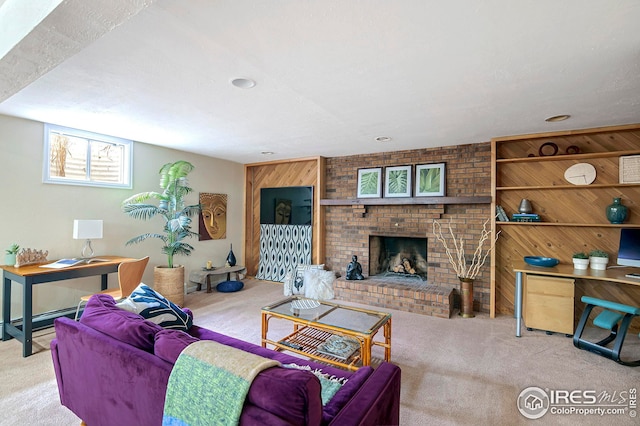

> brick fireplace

[{"left": 323, "top": 143, "right": 492, "bottom": 317}]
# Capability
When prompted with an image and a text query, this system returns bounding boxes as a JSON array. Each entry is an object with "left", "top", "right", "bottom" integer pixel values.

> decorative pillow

[
  {"left": 303, "top": 269, "right": 336, "bottom": 300},
  {"left": 216, "top": 280, "right": 244, "bottom": 293},
  {"left": 117, "top": 283, "right": 193, "bottom": 331},
  {"left": 80, "top": 293, "right": 162, "bottom": 352},
  {"left": 154, "top": 329, "right": 199, "bottom": 364},
  {"left": 283, "top": 264, "right": 325, "bottom": 296}
]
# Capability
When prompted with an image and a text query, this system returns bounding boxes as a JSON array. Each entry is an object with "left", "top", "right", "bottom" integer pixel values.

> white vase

[
  {"left": 589, "top": 256, "right": 608, "bottom": 271},
  {"left": 572, "top": 258, "right": 589, "bottom": 270}
]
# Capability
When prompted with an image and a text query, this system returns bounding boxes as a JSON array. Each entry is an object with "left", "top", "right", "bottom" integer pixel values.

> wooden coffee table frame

[{"left": 261, "top": 297, "right": 391, "bottom": 371}]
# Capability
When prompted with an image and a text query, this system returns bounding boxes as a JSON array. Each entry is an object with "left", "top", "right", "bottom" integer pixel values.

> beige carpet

[{"left": 0, "top": 278, "right": 638, "bottom": 425}]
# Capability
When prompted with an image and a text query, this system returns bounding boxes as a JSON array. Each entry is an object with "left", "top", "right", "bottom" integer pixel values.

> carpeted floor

[{"left": 0, "top": 278, "right": 638, "bottom": 425}]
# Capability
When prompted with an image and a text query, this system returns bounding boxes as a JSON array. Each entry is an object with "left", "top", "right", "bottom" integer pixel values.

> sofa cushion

[
  {"left": 154, "top": 329, "right": 200, "bottom": 364},
  {"left": 321, "top": 365, "right": 374, "bottom": 422},
  {"left": 80, "top": 293, "right": 162, "bottom": 352},
  {"left": 117, "top": 283, "right": 193, "bottom": 331},
  {"left": 246, "top": 367, "right": 323, "bottom": 426}
]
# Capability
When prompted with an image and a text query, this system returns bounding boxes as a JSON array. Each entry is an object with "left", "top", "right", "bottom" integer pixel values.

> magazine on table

[
  {"left": 40, "top": 258, "right": 108, "bottom": 269},
  {"left": 316, "top": 335, "right": 360, "bottom": 361}
]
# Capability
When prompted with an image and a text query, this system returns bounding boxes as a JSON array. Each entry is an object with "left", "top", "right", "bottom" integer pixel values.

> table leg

[
  {"left": 384, "top": 318, "right": 392, "bottom": 362},
  {"left": 362, "top": 337, "right": 371, "bottom": 366},
  {"left": 515, "top": 271, "right": 523, "bottom": 337},
  {"left": 261, "top": 313, "right": 268, "bottom": 348},
  {"left": 206, "top": 275, "right": 212, "bottom": 293},
  {"left": 23, "top": 279, "right": 33, "bottom": 357},
  {"left": 101, "top": 273, "right": 108, "bottom": 291},
  {"left": 2, "top": 276, "right": 11, "bottom": 341}
]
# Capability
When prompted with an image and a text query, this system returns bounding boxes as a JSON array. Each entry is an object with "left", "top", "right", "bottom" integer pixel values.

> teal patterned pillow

[{"left": 117, "top": 284, "right": 193, "bottom": 331}]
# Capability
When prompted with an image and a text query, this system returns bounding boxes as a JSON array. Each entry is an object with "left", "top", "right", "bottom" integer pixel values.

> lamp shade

[{"left": 73, "top": 220, "right": 103, "bottom": 239}]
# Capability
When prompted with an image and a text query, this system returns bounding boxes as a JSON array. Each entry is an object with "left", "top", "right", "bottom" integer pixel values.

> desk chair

[
  {"left": 74, "top": 257, "right": 149, "bottom": 320},
  {"left": 573, "top": 296, "right": 640, "bottom": 366}
]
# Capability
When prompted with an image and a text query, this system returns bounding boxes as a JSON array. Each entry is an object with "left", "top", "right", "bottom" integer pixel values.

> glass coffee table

[{"left": 261, "top": 296, "right": 391, "bottom": 371}]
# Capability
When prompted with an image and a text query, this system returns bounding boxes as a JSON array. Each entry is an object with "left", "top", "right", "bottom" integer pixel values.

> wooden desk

[
  {"left": 513, "top": 263, "right": 640, "bottom": 337},
  {"left": 1, "top": 256, "right": 133, "bottom": 357}
]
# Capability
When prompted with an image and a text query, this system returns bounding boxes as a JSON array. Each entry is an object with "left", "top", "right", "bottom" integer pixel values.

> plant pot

[
  {"left": 154, "top": 265, "right": 185, "bottom": 306},
  {"left": 4, "top": 253, "right": 16, "bottom": 266},
  {"left": 589, "top": 256, "right": 608, "bottom": 271},
  {"left": 572, "top": 258, "right": 589, "bottom": 270}
]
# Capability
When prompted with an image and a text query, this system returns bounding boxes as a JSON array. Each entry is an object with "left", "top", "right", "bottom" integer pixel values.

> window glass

[{"left": 44, "top": 124, "right": 132, "bottom": 188}]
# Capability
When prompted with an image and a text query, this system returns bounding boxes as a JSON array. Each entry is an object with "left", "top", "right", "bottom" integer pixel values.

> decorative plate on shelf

[{"left": 524, "top": 256, "right": 559, "bottom": 268}]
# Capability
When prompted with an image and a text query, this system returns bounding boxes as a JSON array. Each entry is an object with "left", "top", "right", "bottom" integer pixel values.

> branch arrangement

[{"left": 432, "top": 218, "right": 500, "bottom": 280}]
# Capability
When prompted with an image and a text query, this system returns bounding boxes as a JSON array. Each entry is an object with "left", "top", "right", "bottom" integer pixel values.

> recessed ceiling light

[
  {"left": 261, "top": 151, "right": 274, "bottom": 155},
  {"left": 231, "top": 78, "right": 256, "bottom": 89},
  {"left": 375, "top": 136, "right": 392, "bottom": 142},
  {"left": 545, "top": 114, "right": 571, "bottom": 122}
]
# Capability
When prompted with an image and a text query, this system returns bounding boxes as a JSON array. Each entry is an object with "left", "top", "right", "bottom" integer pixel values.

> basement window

[{"left": 43, "top": 124, "right": 132, "bottom": 189}]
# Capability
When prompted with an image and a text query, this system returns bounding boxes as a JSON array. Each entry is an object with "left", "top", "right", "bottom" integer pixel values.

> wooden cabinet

[
  {"left": 490, "top": 124, "right": 640, "bottom": 322},
  {"left": 523, "top": 275, "right": 574, "bottom": 334}
]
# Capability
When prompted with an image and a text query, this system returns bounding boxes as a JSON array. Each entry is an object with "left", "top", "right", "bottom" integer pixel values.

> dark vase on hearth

[
  {"left": 605, "top": 197, "right": 628, "bottom": 224},
  {"left": 226, "top": 244, "right": 237, "bottom": 266}
]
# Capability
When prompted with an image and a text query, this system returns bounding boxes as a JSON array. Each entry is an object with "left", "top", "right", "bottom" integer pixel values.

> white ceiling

[{"left": 0, "top": 0, "right": 639, "bottom": 164}]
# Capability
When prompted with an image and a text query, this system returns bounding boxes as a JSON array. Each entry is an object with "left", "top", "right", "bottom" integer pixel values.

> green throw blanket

[{"left": 162, "top": 340, "right": 280, "bottom": 426}]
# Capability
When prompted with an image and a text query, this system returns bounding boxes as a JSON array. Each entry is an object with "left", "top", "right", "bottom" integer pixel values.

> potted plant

[
  {"left": 5, "top": 243, "right": 19, "bottom": 266},
  {"left": 122, "top": 160, "right": 200, "bottom": 306},
  {"left": 589, "top": 249, "right": 609, "bottom": 271},
  {"left": 572, "top": 252, "right": 589, "bottom": 270}
]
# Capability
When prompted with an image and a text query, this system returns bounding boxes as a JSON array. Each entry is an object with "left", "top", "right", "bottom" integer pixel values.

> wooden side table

[{"left": 189, "top": 265, "right": 246, "bottom": 293}]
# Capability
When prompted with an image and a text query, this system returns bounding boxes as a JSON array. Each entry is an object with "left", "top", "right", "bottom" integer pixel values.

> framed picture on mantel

[
  {"left": 415, "top": 163, "right": 445, "bottom": 197},
  {"left": 357, "top": 167, "right": 382, "bottom": 198},
  {"left": 384, "top": 165, "right": 412, "bottom": 197}
]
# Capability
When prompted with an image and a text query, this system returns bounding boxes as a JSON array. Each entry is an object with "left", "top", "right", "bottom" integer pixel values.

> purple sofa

[{"left": 50, "top": 294, "right": 401, "bottom": 426}]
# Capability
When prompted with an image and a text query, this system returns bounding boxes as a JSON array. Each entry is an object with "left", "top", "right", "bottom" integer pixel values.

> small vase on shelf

[
  {"left": 605, "top": 197, "right": 628, "bottom": 224},
  {"left": 226, "top": 244, "right": 237, "bottom": 267}
]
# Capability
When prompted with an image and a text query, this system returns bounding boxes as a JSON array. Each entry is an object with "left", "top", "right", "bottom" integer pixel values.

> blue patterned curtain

[{"left": 256, "top": 224, "right": 312, "bottom": 282}]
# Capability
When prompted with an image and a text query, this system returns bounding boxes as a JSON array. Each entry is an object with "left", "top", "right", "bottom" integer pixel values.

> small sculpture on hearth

[{"left": 346, "top": 255, "right": 364, "bottom": 280}]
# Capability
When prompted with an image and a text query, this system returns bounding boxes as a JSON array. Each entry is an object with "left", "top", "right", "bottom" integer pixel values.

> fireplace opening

[{"left": 369, "top": 235, "right": 428, "bottom": 281}]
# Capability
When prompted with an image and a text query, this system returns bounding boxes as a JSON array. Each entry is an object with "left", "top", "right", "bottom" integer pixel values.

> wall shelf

[
  {"left": 496, "top": 149, "right": 640, "bottom": 163},
  {"left": 320, "top": 196, "right": 491, "bottom": 206},
  {"left": 497, "top": 183, "right": 640, "bottom": 191},
  {"left": 496, "top": 222, "right": 640, "bottom": 228}
]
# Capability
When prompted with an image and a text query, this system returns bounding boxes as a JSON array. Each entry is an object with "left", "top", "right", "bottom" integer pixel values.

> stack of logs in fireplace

[{"left": 392, "top": 257, "right": 416, "bottom": 275}]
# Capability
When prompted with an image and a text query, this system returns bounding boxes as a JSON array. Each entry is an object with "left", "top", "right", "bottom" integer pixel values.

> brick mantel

[{"left": 323, "top": 142, "right": 493, "bottom": 315}]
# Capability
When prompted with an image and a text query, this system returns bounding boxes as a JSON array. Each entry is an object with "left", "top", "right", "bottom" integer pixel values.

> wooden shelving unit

[{"left": 490, "top": 123, "right": 640, "bottom": 320}]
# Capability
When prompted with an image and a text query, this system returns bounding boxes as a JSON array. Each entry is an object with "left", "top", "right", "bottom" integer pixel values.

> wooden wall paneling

[
  {"left": 491, "top": 124, "right": 640, "bottom": 328},
  {"left": 244, "top": 157, "right": 324, "bottom": 277}
]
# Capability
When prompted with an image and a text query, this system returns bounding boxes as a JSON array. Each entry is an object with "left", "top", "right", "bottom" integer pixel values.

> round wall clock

[{"left": 564, "top": 163, "right": 596, "bottom": 185}]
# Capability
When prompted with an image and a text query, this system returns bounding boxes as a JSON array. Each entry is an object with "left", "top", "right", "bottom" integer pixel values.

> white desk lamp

[{"left": 73, "top": 219, "right": 103, "bottom": 259}]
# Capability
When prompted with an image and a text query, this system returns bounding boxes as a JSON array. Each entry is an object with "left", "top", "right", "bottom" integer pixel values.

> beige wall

[{"left": 0, "top": 114, "right": 244, "bottom": 320}]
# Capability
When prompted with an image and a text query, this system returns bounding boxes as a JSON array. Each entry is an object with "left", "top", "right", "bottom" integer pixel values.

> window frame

[{"left": 43, "top": 123, "right": 133, "bottom": 189}]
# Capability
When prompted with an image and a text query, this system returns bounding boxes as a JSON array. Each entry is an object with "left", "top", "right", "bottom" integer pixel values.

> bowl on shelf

[{"left": 524, "top": 256, "right": 559, "bottom": 268}]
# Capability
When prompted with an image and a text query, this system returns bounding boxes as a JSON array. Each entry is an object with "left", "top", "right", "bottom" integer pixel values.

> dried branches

[{"left": 432, "top": 218, "right": 500, "bottom": 280}]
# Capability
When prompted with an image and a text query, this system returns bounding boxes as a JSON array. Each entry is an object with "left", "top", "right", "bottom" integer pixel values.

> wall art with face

[{"left": 199, "top": 193, "right": 227, "bottom": 240}]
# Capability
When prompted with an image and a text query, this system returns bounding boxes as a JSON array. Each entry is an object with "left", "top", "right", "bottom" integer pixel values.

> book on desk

[{"left": 40, "top": 258, "right": 109, "bottom": 269}]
